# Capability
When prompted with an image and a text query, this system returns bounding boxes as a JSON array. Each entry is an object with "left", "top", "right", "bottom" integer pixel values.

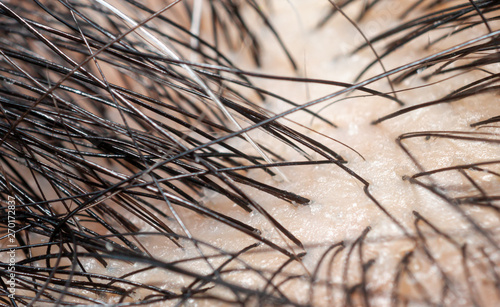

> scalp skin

[{"left": 0, "top": 1, "right": 499, "bottom": 306}]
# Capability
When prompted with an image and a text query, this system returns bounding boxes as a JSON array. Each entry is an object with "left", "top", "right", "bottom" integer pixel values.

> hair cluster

[{"left": 0, "top": 0, "right": 499, "bottom": 306}]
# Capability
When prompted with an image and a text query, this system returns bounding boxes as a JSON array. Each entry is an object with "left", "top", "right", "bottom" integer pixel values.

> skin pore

[{"left": 0, "top": 0, "right": 499, "bottom": 306}]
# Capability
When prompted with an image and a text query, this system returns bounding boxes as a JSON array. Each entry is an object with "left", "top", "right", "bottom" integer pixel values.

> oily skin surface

[
  {"left": 116, "top": 1, "right": 500, "bottom": 306},
  {"left": 1, "top": 1, "right": 498, "bottom": 306}
]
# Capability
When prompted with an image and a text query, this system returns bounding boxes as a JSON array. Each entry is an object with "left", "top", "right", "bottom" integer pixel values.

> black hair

[{"left": 0, "top": 0, "right": 499, "bottom": 306}]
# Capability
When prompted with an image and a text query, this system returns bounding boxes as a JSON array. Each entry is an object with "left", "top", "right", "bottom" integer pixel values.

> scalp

[{"left": 0, "top": 1, "right": 499, "bottom": 306}]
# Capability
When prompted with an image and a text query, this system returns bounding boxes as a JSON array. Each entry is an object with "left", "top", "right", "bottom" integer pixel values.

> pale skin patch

[
  {"left": 129, "top": 1, "right": 500, "bottom": 305},
  {"left": 0, "top": 0, "right": 499, "bottom": 306}
]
